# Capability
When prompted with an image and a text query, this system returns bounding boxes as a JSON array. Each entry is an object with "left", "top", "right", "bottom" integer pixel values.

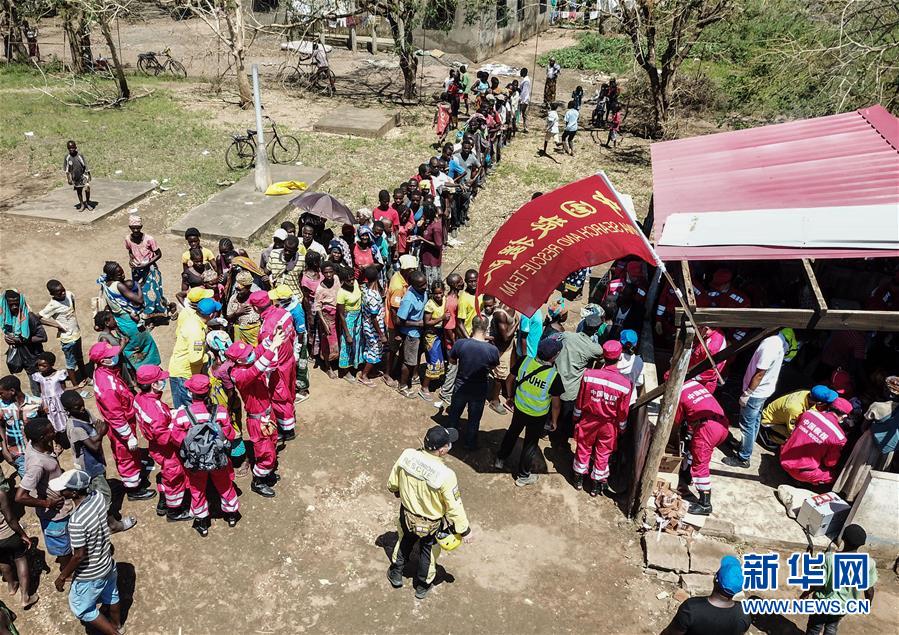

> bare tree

[
  {"left": 72, "top": 0, "right": 132, "bottom": 99},
  {"left": 609, "top": 0, "right": 730, "bottom": 137},
  {"left": 2, "top": 0, "right": 30, "bottom": 62}
]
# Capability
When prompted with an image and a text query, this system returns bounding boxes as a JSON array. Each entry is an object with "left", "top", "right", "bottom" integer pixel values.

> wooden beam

[
  {"left": 802, "top": 259, "right": 828, "bottom": 312},
  {"left": 816, "top": 310, "right": 899, "bottom": 331},
  {"left": 676, "top": 307, "right": 816, "bottom": 329},
  {"left": 674, "top": 307, "right": 899, "bottom": 332},
  {"left": 632, "top": 325, "right": 695, "bottom": 517},
  {"left": 681, "top": 260, "right": 696, "bottom": 308}
]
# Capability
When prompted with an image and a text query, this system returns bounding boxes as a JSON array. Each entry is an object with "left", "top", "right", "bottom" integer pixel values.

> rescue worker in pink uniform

[
  {"left": 249, "top": 291, "right": 297, "bottom": 441},
  {"left": 133, "top": 365, "right": 191, "bottom": 522},
  {"left": 572, "top": 340, "right": 632, "bottom": 497},
  {"left": 171, "top": 374, "right": 240, "bottom": 537},
  {"left": 689, "top": 326, "right": 727, "bottom": 394},
  {"left": 674, "top": 379, "right": 731, "bottom": 515},
  {"left": 89, "top": 342, "right": 156, "bottom": 501},
  {"left": 780, "top": 398, "right": 852, "bottom": 486},
  {"left": 225, "top": 326, "right": 286, "bottom": 499}
]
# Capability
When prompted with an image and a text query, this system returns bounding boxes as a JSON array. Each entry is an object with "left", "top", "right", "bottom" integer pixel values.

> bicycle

[
  {"left": 280, "top": 54, "right": 336, "bottom": 97},
  {"left": 137, "top": 48, "right": 187, "bottom": 78},
  {"left": 225, "top": 116, "right": 301, "bottom": 170}
]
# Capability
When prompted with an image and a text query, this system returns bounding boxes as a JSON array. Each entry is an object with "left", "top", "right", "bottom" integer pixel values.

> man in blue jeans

[
  {"left": 723, "top": 329, "right": 794, "bottom": 469},
  {"left": 446, "top": 316, "right": 499, "bottom": 450}
]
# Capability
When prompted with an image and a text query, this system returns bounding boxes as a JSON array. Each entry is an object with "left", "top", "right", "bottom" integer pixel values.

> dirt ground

[{"left": 2, "top": 20, "right": 898, "bottom": 635}]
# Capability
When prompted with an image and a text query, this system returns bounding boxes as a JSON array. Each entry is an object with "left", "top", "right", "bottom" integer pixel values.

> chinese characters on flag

[{"left": 478, "top": 173, "right": 656, "bottom": 316}]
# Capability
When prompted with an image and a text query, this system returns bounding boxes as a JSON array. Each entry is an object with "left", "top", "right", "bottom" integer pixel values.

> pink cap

[
  {"left": 247, "top": 290, "right": 271, "bottom": 309},
  {"left": 135, "top": 365, "right": 169, "bottom": 384},
  {"left": 602, "top": 340, "right": 622, "bottom": 361},
  {"left": 625, "top": 260, "right": 644, "bottom": 280},
  {"left": 831, "top": 397, "right": 853, "bottom": 415},
  {"left": 88, "top": 341, "right": 121, "bottom": 363},
  {"left": 225, "top": 340, "right": 254, "bottom": 363},
  {"left": 829, "top": 369, "right": 853, "bottom": 395},
  {"left": 184, "top": 374, "right": 211, "bottom": 395}
]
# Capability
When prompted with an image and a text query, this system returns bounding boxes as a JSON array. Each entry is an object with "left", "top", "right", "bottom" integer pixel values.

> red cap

[
  {"left": 602, "top": 340, "right": 622, "bottom": 361},
  {"left": 829, "top": 369, "right": 853, "bottom": 395},
  {"left": 88, "top": 341, "right": 121, "bottom": 363},
  {"left": 184, "top": 374, "right": 211, "bottom": 395},
  {"left": 711, "top": 268, "right": 732, "bottom": 289},
  {"left": 625, "top": 260, "right": 644, "bottom": 281},
  {"left": 225, "top": 341, "right": 254, "bottom": 363},
  {"left": 135, "top": 365, "right": 169, "bottom": 384},
  {"left": 248, "top": 290, "right": 271, "bottom": 309},
  {"left": 831, "top": 397, "right": 853, "bottom": 415}
]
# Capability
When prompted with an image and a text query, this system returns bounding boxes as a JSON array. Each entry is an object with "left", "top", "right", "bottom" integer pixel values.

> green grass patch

[{"left": 538, "top": 33, "right": 633, "bottom": 75}]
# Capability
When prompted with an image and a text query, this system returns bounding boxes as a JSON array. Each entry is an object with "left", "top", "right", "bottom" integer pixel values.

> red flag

[{"left": 478, "top": 172, "right": 655, "bottom": 316}]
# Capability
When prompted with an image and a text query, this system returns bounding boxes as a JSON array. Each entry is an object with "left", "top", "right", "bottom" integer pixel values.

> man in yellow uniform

[
  {"left": 387, "top": 425, "right": 473, "bottom": 599},
  {"left": 168, "top": 296, "right": 219, "bottom": 409},
  {"left": 758, "top": 384, "right": 837, "bottom": 450}
]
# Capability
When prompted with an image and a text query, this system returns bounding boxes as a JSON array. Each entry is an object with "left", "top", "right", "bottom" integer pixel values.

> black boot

[
  {"left": 588, "top": 479, "right": 600, "bottom": 497},
  {"left": 677, "top": 470, "right": 696, "bottom": 500},
  {"left": 387, "top": 566, "right": 403, "bottom": 589},
  {"left": 193, "top": 517, "right": 209, "bottom": 537},
  {"left": 573, "top": 473, "right": 584, "bottom": 491},
  {"left": 166, "top": 507, "right": 192, "bottom": 522},
  {"left": 224, "top": 512, "right": 241, "bottom": 528},
  {"left": 251, "top": 476, "right": 276, "bottom": 498},
  {"left": 127, "top": 487, "right": 157, "bottom": 502},
  {"left": 688, "top": 490, "right": 713, "bottom": 515},
  {"left": 279, "top": 429, "right": 296, "bottom": 442},
  {"left": 155, "top": 495, "right": 167, "bottom": 517}
]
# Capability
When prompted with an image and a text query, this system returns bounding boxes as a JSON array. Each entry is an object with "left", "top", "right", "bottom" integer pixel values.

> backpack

[{"left": 178, "top": 405, "right": 230, "bottom": 471}]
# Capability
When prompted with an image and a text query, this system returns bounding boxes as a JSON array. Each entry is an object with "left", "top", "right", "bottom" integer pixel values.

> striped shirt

[
  {"left": 69, "top": 491, "right": 114, "bottom": 581},
  {"left": 0, "top": 395, "right": 42, "bottom": 457}
]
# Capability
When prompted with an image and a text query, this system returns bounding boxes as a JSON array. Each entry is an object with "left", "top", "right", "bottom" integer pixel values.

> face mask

[
  {"left": 246, "top": 352, "right": 256, "bottom": 364},
  {"left": 152, "top": 379, "right": 167, "bottom": 392},
  {"left": 105, "top": 355, "right": 120, "bottom": 366}
]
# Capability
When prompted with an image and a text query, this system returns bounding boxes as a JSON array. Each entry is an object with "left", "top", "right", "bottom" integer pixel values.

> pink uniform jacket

[
  {"left": 229, "top": 348, "right": 276, "bottom": 415},
  {"left": 170, "top": 402, "right": 237, "bottom": 447},
  {"left": 134, "top": 393, "right": 176, "bottom": 453},
  {"left": 255, "top": 305, "right": 296, "bottom": 368},
  {"left": 574, "top": 366, "right": 632, "bottom": 426},
  {"left": 780, "top": 409, "right": 846, "bottom": 484},
  {"left": 689, "top": 328, "right": 727, "bottom": 389},
  {"left": 675, "top": 380, "right": 728, "bottom": 428},
  {"left": 93, "top": 366, "right": 137, "bottom": 442}
]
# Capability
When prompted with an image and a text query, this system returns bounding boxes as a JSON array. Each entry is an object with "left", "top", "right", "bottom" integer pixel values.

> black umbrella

[{"left": 289, "top": 191, "right": 355, "bottom": 224}]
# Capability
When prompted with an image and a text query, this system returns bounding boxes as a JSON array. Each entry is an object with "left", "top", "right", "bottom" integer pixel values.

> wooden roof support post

[
  {"left": 681, "top": 260, "right": 697, "bottom": 307},
  {"left": 802, "top": 258, "right": 828, "bottom": 313},
  {"left": 631, "top": 324, "right": 695, "bottom": 517}
]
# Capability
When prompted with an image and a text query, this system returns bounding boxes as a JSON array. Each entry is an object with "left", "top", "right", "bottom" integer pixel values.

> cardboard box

[{"left": 797, "top": 492, "right": 851, "bottom": 537}]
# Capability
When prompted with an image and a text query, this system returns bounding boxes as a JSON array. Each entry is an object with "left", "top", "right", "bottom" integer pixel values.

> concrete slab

[
  {"left": 843, "top": 470, "right": 899, "bottom": 560},
  {"left": 643, "top": 532, "right": 690, "bottom": 573},
  {"left": 656, "top": 444, "right": 831, "bottom": 551},
  {"left": 313, "top": 105, "right": 399, "bottom": 138},
  {"left": 680, "top": 573, "right": 714, "bottom": 596},
  {"left": 689, "top": 537, "right": 737, "bottom": 574},
  {"left": 168, "top": 165, "right": 329, "bottom": 243},
  {"left": 2, "top": 179, "right": 155, "bottom": 225}
]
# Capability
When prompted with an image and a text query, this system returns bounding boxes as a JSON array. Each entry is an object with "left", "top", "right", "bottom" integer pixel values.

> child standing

[
  {"left": 0, "top": 376, "right": 41, "bottom": 478},
  {"left": 434, "top": 94, "right": 452, "bottom": 147},
  {"left": 31, "top": 352, "right": 68, "bottom": 442},
  {"left": 562, "top": 100, "right": 580, "bottom": 156},
  {"left": 420, "top": 281, "right": 447, "bottom": 401},
  {"left": 542, "top": 102, "right": 560, "bottom": 155},
  {"left": 39, "top": 280, "right": 88, "bottom": 387},
  {"left": 606, "top": 105, "right": 623, "bottom": 148},
  {"left": 63, "top": 140, "right": 93, "bottom": 211}
]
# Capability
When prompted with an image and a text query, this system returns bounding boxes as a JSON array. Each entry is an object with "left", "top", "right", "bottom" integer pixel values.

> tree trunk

[
  {"left": 385, "top": 13, "right": 417, "bottom": 100},
  {"left": 399, "top": 51, "right": 417, "bottom": 100},
  {"left": 63, "top": 13, "right": 92, "bottom": 74},
  {"left": 224, "top": 0, "right": 253, "bottom": 108},
  {"left": 100, "top": 21, "right": 129, "bottom": 100},
  {"left": 234, "top": 56, "right": 253, "bottom": 108},
  {"left": 1, "top": 0, "right": 28, "bottom": 62},
  {"left": 645, "top": 66, "right": 671, "bottom": 138}
]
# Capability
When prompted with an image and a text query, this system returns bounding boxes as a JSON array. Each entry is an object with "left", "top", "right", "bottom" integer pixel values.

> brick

[
  {"left": 680, "top": 573, "right": 715, "bottom": 596},
  {"left": 654, "top": 570, "right": 680, "bottom": 584},
  {"left": 673, "top": 588, "right": 690, "bottom": 603},
  {"left": 642, "top": 533, "right": 690, "bottom": 573},
  {"left": 689, "top": 538, "right": 736, "bottom": 574}
]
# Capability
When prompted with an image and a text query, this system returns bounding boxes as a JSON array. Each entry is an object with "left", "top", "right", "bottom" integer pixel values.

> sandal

[
  {"left": 383, "top": 376, "right": 398, "bottom": 388},
  {"left": 358, "top": 377, "right": 374, "bottom": 387},
  {"left": 120, "top": 516, "right": 138, "bottom": 532},
  {"left": 418, "top": 390, "right": 433, "bottom": 402},
  {"left": 398, "top": 387, "right": 417, "bottom": 399},
  {"left": 343, "top": 374, "right": 357, "bottom": 384}
]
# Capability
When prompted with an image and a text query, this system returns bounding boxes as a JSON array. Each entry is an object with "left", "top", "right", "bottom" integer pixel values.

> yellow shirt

[
  {"left": 424, "top": 298, "right": 446, "bottom": 321},
  {"left": 385, "top": 272, "right": 409, "bottom": 330},
  {"left": 761, "top": 389, "right": 810, "bottom": 431},
  {"left": 168, "top": 309, "right": 208, "bottom": 379},
  {"left": 336, "top": 281, "right": 362, "bottom": 312},
  {"left": 456, "top": 291, "right": 478, "bottom": 334},
  {"left": 387, "top": 448, "right": 470, "bottom": 534},
  {"left": 181, "top": 247, "right": 215, "bottom": 266}
]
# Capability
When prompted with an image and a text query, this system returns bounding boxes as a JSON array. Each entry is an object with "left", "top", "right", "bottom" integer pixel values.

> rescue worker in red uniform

[
  {"left": 655, "top": 278, "right": 704, "bottom": 341},
  {"left": 225, "top": 327, "right": 285, "bottom": 498},
  {"left": 572, "top": 341, "right": 632, "bottom": 497},
  {"left": 865, "top": 270, "right": 899, "bottom": 311},
  {"left": 171, "top": 374, "right": 240, "bottom": 537},
  {"left": 249, "top": 291, "right": 297, "bottom": 441},
  {"left": 133, "top": 364, "right": 191, "bottom": 521},
  {"left": 697, "top": 268, "right": 751, "bottom": 343},
  {"left": 689, "top": 326, "right": 728, "bottom": 394},
  {"left": 90, "top": 342, "right": 155, "bottom": 501},
  {"left": 780, "top": 398, "right": 852, "bottom": 486},
  {"left": 604, "top": 259, "right": 649, "bottom": 305},
  {"left": 674, "top": 379, "right": 731, "bottom": 515}
]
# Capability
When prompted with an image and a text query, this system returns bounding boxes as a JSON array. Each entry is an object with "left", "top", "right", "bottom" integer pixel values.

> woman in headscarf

[
  {"left": 337, "top": 223, "right": 355, "bottom": 266},
  {"left": 226, "top": 270, "right": 261, "bottom": 346},
  {"left": 1, "top": 290, "right": 48, "bottom": 394},
  {"left": 359, "top": 265, "right": 386, "bottom": 387},
  {"left": 229, "top": 255, "right": 270, "bottom": 293},
  {"left": 301, "top": 252, "right": 322, "bottom": 350},
  {"left": 124, "top": 215, "right": 174, "bottom": 325},
  {"left": 216, "top": 237, "right": 248, "bottom": 300},
  {"left": 202, "top": 268, "right": 222, "bottom": 303},
  {"left": 834, "top": 375, "right": 899, "bottom": 501},
  {"left": 335, "top": 266, "right": 363, "bottom": 382},
  {"left": 353, "top": 226, "right": 377, "bottom": 281},
  {"left": 312, "top": 262, "right": 340, "bottom": 378},
  {"left": 327, "top": 239, "right": 349, "bottom": 269},
  {"left": 97, "top": 261, "right": 161, "bottom": 368}
]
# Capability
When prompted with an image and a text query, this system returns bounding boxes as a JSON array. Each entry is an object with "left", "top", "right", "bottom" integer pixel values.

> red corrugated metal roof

[{"left": 651, "top": 105, "right": 899, "bottom": 261}]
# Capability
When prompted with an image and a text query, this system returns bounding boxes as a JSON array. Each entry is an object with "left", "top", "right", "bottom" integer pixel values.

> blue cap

[
  {"left": 810, "top": 385, "right": 838, "bottom": 404},
  {"left": 716, "top": 556, "right": 743, "bottom": 597},
  {"left": 196, "top": 298, "right": 222, "bottom": 316},
  {"left": 620, "top": 329, "right": 639, "bottom": 347},
  {"left": 537, "top": 335, "right": 563, "bottom": 361}
]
